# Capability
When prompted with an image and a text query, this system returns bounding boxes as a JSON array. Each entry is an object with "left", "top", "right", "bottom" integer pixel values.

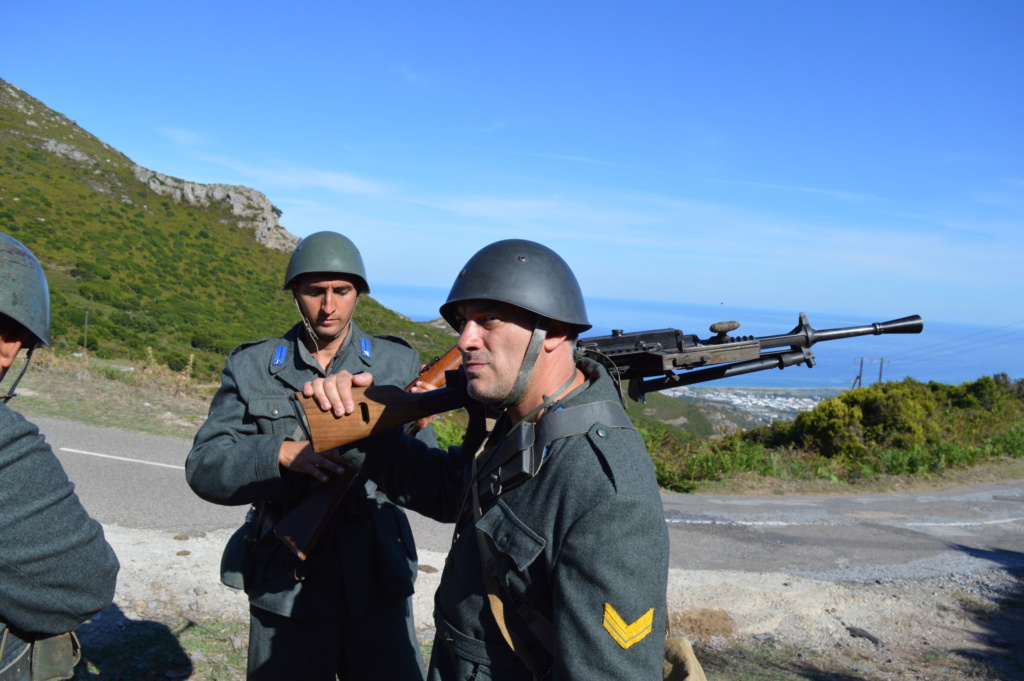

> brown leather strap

[{"left": 473, "top": 480, "right": 553, "bottom": 678}]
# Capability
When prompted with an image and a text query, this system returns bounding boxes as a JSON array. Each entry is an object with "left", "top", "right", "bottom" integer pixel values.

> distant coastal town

[{"left": 665, "top": 386, "right": 847, "bottom": 425}]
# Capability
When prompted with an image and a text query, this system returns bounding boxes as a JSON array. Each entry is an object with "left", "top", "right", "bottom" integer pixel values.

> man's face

[
  {"left": 293, "top": 274, "right": 359, "bottom": 343},
  {"left": 454, "top": 300, "right": 535, "bottom": 405}
]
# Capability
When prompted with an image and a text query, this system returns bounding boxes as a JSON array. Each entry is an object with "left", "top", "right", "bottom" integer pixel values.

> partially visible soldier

[
  {"left": 305, "top": 239, "right": 671, "bottom": 680},
  {"left": 0, "top": 233, "right": 120, "bottom": 681},
  {"left": 186, "top": 231, "right": 435, "bottom": 681}
]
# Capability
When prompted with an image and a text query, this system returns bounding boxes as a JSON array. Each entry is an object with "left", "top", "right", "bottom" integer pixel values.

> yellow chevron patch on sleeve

[{"left": 602, "top": 603, "right": 654, "bottom": 649}]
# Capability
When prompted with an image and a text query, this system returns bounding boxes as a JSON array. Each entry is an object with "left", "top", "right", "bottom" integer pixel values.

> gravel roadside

[{"left": 80, "top": 524, "right": 1022, "bottom": 680}]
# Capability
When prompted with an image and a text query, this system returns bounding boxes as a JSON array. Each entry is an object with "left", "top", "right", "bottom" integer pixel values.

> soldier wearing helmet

[
  {"left": 1, "top": 233, "right": 119, "bottom": 679},
  {"left": 305, "top": 239, "right": 669, "bottom": 680},
  {"left": 186, "top": 231, "right": 435, "bottom": 681}
]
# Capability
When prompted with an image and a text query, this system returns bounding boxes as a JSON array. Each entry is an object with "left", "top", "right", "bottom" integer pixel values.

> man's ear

[{"left": 543, "top": 320, "right": 570, "bottom": 351}]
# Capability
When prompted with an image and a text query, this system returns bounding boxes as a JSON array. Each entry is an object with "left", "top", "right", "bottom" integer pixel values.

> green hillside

[{"left": 0, "top": 78, "right": 455, "bottom": 379}]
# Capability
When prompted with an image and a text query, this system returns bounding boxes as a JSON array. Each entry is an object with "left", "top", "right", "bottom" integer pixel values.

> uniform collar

[
  {"left": 278, "top": 321, "right": 374, "bottom": 378},
  {"left": 332, "top": 321, "right": 375, "bottom": 373}
]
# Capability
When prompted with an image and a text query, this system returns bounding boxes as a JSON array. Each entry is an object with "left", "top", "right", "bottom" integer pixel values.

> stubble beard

[{"left": 465, "top": 363, "right": 516, "bottom": 406}]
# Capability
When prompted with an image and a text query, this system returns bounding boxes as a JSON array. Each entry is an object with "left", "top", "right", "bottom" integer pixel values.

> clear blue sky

[{"left": 3, "top": 1, "right": 1021, "bottom": 328}]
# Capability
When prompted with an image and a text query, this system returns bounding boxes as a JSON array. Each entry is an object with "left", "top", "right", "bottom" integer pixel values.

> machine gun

[
  {"left": 280, "top": 312, "right": 922, "bottom": 559},
  {"left": 578, "top": 313, "right": 924, "bottom": 401}
]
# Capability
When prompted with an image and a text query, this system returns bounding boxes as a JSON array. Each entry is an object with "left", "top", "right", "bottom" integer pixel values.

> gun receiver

[{"left": 576, "top": 313, "right": 923, "bottom": 399}]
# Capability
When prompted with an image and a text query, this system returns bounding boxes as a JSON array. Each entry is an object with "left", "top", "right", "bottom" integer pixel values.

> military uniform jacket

[
  {"left": 0, "top": 403, "right": 119, "bottom": 668},
  {"left": 345, "top": 358, "right": 669, "bottom": 680},
  {"left": 185, "top": 321, "right": 437, "bottom": 620}
]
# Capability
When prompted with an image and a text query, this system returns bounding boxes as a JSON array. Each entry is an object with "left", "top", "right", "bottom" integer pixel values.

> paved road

[{"left": 35, "top": 416, "right": 1024, "bottom": 581}]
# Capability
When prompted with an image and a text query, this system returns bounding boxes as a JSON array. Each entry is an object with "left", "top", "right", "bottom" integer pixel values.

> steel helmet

[
  {"left": 0, "top": 233, "right": 51, "bottom": 349},
  {"left": 283, "top": 231, "right": 370, "bottom": 294},
  {"left": 440, "top": 239, "right": 591, "bottom": 333}
]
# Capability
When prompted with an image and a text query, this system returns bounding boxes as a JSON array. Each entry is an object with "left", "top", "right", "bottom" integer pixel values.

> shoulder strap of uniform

[
  {"left": 373, "top": 333, "right": 414, "bottom": 349},
  {"left": 473, "top": 400, "right": 634, "bottom": 505},
  {"left": 534, "top": 399, "right": 634, "bottom": 447}
]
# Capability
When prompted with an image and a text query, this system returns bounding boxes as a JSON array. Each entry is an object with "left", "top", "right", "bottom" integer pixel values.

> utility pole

[
  {"left": 855, "top": 358, "right": 890, "bottom": 386},
  {"left": 853, "top": 358, "right": 865, "bottom": 389}
]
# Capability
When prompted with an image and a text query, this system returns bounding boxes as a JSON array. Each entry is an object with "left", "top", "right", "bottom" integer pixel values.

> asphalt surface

[{"left": 34, "top": 415, "right": 1024, "bottom": 582}]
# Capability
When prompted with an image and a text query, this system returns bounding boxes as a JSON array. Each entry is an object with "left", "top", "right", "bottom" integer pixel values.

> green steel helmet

[
  {"left": 440, "top": 239, "right": 591, "bottom": 333},
  {"left": 283, "top": 231, "right": 369, "bottom": 294},
  {"left": 0, "top": 233, "right": 51, "bottom": 348}
]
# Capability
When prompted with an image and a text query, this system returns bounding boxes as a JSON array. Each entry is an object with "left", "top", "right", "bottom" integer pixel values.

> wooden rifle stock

[{"left": 274, "top": 345, "right": 463, "bottom": 560}]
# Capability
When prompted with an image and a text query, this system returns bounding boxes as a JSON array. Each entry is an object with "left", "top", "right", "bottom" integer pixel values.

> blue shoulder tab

[
  {"left": 272, "top": 345, "right": 288, "bottom": 366},
  {"left": 360, "top": 338, "right": 372, "bottom": 359}
]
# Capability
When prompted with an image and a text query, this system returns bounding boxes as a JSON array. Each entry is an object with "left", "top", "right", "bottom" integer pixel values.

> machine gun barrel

[{"left": 756, "top": 314, "right": 924, "bottom": 351}]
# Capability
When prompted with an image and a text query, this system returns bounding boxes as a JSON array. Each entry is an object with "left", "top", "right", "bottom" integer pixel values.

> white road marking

[
  {"left": 59, "top": 447, "right": 185, "bottom": 470},
  {"left": 906, "top": 517, "right": 1024, "bottom": 527},
  {"left": 667, "top": 516, "right": 1024, "bottom": 528},
  {"left": 666, "top": 518, "right": 791, "bottom": 526}
]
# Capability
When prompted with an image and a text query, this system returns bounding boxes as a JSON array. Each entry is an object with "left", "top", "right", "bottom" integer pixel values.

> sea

[{"left": 370, "top": 283, "right": 1024, "bottom": 390}]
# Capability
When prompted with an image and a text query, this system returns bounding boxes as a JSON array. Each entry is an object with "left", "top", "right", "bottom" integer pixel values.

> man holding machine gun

[
  {"left": 305, "top": 239, "right": 670, "bottom": 680},
  {"left": 186, "top": 231, "right": 436, "bottom": 681}
]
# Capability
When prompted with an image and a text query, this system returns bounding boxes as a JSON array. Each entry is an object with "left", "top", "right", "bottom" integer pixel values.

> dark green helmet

[
  {"left": 440, "top": 239, "right": 591, "bottom": 332},
  {"left": 0, "top": 233, "right": 51, "bottom": 348},
  {"left": 283, "top": 231, "right": 369, "bottom": 294}
]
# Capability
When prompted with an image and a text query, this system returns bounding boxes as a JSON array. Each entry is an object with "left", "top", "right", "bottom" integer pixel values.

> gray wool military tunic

[
  {"left": 0, "top": 403, "right": 119, "bottom": 668},
  {"left": 343, "top": 358, "right": 670, "bottom": 680},
  {"left": 185, "top": 321, "right": 437, "bottom": 620}
]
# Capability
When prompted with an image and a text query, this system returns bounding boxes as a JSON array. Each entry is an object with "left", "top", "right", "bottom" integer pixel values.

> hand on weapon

[
  {"left": 277, "top": 440, "right": 348, "bottom": 483},
  {"left": 407, "top": 372, "right": 442, "bottom": 433},
  {"left": 278, "top": 346, "right": 463, "bottom": 560},
  {"left": 303, "top": 370, "right": 375, "bottom": 417}
]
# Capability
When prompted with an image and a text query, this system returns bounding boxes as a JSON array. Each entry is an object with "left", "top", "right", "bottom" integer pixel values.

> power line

[
  {"left": 890, "top": 330, "right": 1024, "bottom": 369},
  {"left": 884, "top": 320, "right": 1024, "bottom": 361}
]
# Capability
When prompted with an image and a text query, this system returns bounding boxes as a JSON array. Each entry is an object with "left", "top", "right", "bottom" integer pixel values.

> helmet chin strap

[
  {"left": 497, "top": 316, "right": 549, "bottom": 411},
  {"left": 1, "top": 347, "right": 34, "bottom": 404},
  {"left": 293, "top": 297, "right": 322, "bottom": 346}
]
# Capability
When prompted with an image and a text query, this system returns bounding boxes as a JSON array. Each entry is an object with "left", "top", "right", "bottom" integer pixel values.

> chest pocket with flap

[
  {"left": 476, "top": 500, "right": 547, "bottom": 597},
  {"left": 247, "top": 397, "right": 296, "bottom": 436}
]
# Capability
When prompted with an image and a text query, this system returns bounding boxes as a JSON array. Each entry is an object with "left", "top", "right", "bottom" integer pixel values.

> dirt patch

[
  {"left": 666, "top": 568, "right": 1024, "bottom": 680},
  {"left": 670, "top": 608, "right": 736, "bottom": 640}
]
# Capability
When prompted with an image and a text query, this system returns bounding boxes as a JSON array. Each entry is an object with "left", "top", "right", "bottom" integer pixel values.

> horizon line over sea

[{"left": 369, "top": 283, "right": 1024, "bottom": 390}]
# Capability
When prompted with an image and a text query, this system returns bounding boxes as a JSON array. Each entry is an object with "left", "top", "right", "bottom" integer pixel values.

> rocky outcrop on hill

[
  {"left": 1, "top": 77, "right": 300, "bottom": 253},
  {"left": 131, "top": 168, "right": 299, "bottom": 252}
]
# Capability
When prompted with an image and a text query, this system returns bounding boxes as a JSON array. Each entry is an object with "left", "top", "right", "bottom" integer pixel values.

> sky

[{"left": 2, "top": 1, "right": 1022, "bottom": 339}]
